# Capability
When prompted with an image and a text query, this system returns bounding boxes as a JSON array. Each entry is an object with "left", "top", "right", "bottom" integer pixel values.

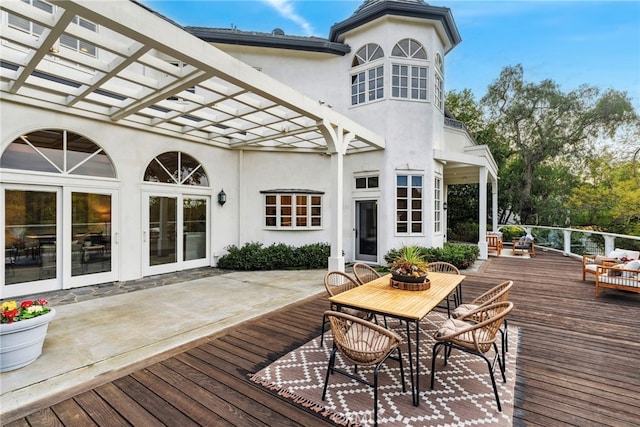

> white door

[
  {"left": 143, "top": 193, "right": 210, "bottom": 275},
  {"left": 2, "top": 185, "right": 118, "bottom": 298}
]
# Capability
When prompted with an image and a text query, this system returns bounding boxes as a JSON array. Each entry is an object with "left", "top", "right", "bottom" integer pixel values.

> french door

[
  {"left": 355, "top": 200, "right": 378, "bottom": 262},
  {"left": 2, "top": 185, "right": 118, "bottom": 298},
  {"left": 143, "top": 192, "right": 210, "bottom": 275}
]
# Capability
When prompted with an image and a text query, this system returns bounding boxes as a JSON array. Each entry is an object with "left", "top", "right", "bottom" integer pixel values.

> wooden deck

[{"left": 4, "top": 251, "right": 640, "bottom": 426}]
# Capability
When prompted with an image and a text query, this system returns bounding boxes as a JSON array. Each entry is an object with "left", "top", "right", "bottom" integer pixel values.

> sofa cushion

[
  {"left": 622, "top": 260, "right": 640, "bottom": 279},
  {"left": 608, "top": 250, "right": 628, "bottom": 259},
  {"left": 619, "top": 249, "right": 640, "bottom": 260}
]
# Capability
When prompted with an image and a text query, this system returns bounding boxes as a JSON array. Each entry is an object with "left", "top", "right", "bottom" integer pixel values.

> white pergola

[{"left": 0, "top": 0, "right": 386, "bottom": 270}]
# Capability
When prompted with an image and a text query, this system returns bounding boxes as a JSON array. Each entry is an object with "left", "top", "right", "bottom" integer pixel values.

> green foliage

[
  {"left": 384, "top": 243, "right": 478, "bottom": 271},
  {"left": 498, "top": 225, "right": 526, "bottom": 241},
  {"left": 448, "top": 220, "right": 479, "bottom": 243},
  {"left": 481, "top": 64, "right": 636, "bottom": 225},
  {"left": 566, "top": 156, "right": 640, "bottom": 236},
  {"left": 294, "top": 243, "right": 333, "bottom": 269},
  {"left": 217, "top": 241, "right": 330, "bottom": 270}
]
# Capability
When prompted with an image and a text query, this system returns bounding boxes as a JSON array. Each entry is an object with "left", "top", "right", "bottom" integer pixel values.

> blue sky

[{"left": 141, "top": 1, "right": 640, "bottom": 111}]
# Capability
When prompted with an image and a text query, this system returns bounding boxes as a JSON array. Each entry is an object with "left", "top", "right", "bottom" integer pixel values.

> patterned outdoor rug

[{"left": 250, "top": 311, "right": 518, "bottom": 426}]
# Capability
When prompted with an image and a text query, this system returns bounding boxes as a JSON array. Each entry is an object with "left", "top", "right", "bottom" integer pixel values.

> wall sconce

[
  {"left": 443, "top": 202, "right": 448, "bottom": 210},
  {"left": 217, "top": 189, "right": 227, "bottom": 206}
]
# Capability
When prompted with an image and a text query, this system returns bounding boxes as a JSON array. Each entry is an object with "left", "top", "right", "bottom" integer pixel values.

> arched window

[
  {"left": 391, "top": 39, "right": 428, "bottom": 100},
  {"left": 144, "top": 151, "right": 208, "bottom": 187},
  {"left": 434, "top": 53, "right": 444, "bottom": 110},
  {"left": 391, "top": 38, "right": 427, "bottom": 59},
  {"left": 1, "top": 129, "right": 115, "bottom": 177},
  {"left": 351, "top": 43, "right": 384, "bottom": 105}
]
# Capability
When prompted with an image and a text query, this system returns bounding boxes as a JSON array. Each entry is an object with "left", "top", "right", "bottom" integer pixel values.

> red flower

[
  {"left": 2, "top": 309, "right": 19, "bottom": 323},
  {"left": 20, "top": 300, "right": 34, "bottom": 309}
]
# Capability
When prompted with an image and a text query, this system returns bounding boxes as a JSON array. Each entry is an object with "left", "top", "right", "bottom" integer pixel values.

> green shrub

[
  {"left": 217, "top": 241, "right": 330, "bottom": 270},
  {"left": 449, "top": 220, "right": 479, "bottom": 243},
  {"left": 295, "top": 243, "right": 331, "bottom": 269},
  {"left": 383, "top": 243, "right": 479, "bottom": 270},
  {"left": 498, "top": 225, "right": 525, "bottom": 241}
]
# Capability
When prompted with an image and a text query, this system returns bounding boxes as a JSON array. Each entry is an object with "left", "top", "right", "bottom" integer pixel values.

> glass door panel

[
  {"left": 355, "top": 200, "right": 377, "bottom": 262},
  {"left": 71, "top": 192, "right": 112, "bottom": 276},
  {"left": 4, "top": 189, "right": 58, "bottom": 286},
  {"left": 183, "top": 198, "right": 206, "bottom": 261},
  {"left": 149, "top": 196, "right": 177, "bottom": 266}
]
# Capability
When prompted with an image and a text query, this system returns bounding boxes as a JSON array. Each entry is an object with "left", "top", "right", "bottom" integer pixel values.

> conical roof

[{"left": 353, "top": 0, "right": 428, "bottom": 15}]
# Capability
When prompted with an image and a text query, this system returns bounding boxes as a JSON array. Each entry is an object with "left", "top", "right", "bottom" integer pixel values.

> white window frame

[
  {"left": 434, "top": 53, "right": 444, "bottom": 111},
  {"left": 263, "top": 192, "right": 323, "bottom": 229},
  {"left": 391, "top": 64, "right": 428, "bottom": 101},
  {"left": 351, "top": 43, "right": 385, "bottom": 106},
  {"left": 434, "top": 177, "right": 442, "bottom": 233},
  {"left": 396, "top": 174, "right": 423, "bottom": 235},
  {"left": 354, "top": 175, "right": 380, "bottom": 190}
]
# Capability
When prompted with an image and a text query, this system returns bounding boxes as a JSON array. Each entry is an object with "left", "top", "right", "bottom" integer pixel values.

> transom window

[
  {"left": 355, "top": 176, "right": 379, "bottom": 189},
  {"left": 262, "top": 190, "right": 323, "bottom": 229},
  {"left": 1, "top": 129, "right": 115, "bottom": 178},
  {"left": 351, "top": 43, "right": 384, "bottom": 105},
  {"left": 396, "top": 175, "right": 423, "bottom": 234},
  {"left": 391, "top": 38, "right": 427, "bottom": 59},
  {"left": 144, "top": 151, "right": 208, "bottom": 186}
]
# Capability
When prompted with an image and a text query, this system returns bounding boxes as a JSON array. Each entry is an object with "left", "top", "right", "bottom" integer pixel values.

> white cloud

[{"left": 262, "top": 0, "right": 315, "bottom": 35}]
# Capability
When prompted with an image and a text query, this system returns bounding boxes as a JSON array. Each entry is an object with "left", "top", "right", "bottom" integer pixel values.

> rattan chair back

[
  {"left": 437, "top": 301, "right": 513, "bottom": 354},
  {"left": 353, "top": 262, "right": 382, "bottom": 286},
  {"left": 472, "top": 280, "right": 513, "bottom": 306},
  {"left": 325, "top": 310, "right": 402, "bottom": 366},
  {"left": 324, "top": 271, "right": 360, "bottom": 297},
  {"left": 427, "top": 261, "right": 460, "bottom": 275}
]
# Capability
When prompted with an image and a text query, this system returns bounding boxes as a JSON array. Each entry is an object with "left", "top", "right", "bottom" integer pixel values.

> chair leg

[
  {"left": 481, "top": 350, "right": 503, "bottom": 412},
  {"left": 430, "top": 342, "right": 446, "bottom": 389},
  {"left": 322, "top": 348, "right": 337, "bottom": 400},
  {"left": 319, "top": 313, "right": 327, "bottom": 347}
]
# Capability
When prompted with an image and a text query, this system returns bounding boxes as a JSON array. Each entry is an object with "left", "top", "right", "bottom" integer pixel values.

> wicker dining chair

[
  {"left": 451, "top": 280, "right": 513, "bottom": 362},
  {"left": 320, "top": 271, "right": 374, "bottom": 346},
  {"left": 427, "top": 261, "right": 461, "bottom": 316},
  {"left": 430, "top": 301, "right": 514, "bottom": 412},
  {"left": 353, "top": 262, "right": 382, "bottom": 286},
  {"left": 322, "top": 310, "right": 406, "bottom": 427}
]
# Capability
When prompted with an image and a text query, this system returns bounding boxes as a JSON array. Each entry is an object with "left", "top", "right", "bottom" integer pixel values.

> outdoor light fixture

[
  {"left": 218, "top": 189, "right": 227, "bottom": 206},
  {"left": 443, "top": 202, "right": 448, "bottom": 210}
]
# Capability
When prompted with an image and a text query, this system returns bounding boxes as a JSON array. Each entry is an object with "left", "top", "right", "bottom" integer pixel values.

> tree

[
  {"left": 481, "top": 65, "right": 637, "bottom": 224},
  {"left": 567, "top": 155, "right": 640, "bottom": 236}
]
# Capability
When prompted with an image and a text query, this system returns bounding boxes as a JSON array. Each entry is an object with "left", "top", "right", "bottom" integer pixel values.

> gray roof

[
  {"left": 330, "top": 0, "right": 461, "bottom": 49},
  {"left": 184, "top": 27, "right": 350, "bottom": 56}
]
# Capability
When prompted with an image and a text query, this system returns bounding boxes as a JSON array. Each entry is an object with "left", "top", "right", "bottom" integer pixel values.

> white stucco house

[{"left": 0, "top": 0, "right": 498, "bottom": 299}]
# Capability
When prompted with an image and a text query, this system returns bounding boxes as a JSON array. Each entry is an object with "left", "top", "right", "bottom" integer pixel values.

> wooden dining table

[{"left": 328, "top": 271, "right": 465, "bottom": 406}]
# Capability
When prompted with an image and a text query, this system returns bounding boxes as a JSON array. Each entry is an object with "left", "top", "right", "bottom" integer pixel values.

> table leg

[
  {"left": 405, "top": 319, "right": 421, "bottom": 406},
  {"left": 414, "top": 319, "right": 420, "bottom": 406}
]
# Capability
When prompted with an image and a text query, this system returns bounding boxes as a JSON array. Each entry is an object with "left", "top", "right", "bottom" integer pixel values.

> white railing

[{"left": 499, "top": 225, "right": 640, "bottom": 259}]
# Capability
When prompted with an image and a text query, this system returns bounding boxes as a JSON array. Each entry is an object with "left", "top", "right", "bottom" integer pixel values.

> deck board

[{"left": 3, "top": 251, "right": 640, "bottom": 426}]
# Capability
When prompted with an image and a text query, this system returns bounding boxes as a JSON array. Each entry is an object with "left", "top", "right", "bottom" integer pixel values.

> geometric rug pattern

[{"left": 250, "top": 311, "right": 518, "bottom": 426}]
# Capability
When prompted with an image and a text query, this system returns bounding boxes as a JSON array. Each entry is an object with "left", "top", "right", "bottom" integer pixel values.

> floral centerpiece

[
  {"left": 388, "top": 245, "right": 429, "bottom": 284},
  {"left": 1, "top": 299, "right": 50, "bottom": 324},
  {"left": 0, "top": 298, "right": 55, "bottom": 372}
]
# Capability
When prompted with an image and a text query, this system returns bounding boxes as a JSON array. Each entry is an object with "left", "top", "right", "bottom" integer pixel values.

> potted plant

[
  {"left": 388, "top": 245, "right": 429, "bottom": 283},
  {"left": 0, "top": 298, "right": 55, "bottom": 372}
]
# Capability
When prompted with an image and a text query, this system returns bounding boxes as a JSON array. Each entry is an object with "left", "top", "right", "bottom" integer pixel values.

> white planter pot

[{"left": 0, "top": 308, "right": 56, "bottom": 372}]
